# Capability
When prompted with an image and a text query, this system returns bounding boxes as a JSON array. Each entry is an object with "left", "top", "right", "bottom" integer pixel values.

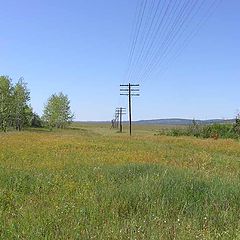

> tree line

[{"left": 0, "top": 76, "right": 73, "bottom": 132}]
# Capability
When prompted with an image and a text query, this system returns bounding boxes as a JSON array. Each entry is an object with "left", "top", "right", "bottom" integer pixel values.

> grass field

[{"left": 0, "top": 123, "right": 240, "bottom": 239}]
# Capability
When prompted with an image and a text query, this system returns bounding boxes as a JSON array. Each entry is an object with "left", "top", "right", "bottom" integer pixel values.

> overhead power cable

[{"left": 124, "top": 0, "right": 221, "bottom": 85}]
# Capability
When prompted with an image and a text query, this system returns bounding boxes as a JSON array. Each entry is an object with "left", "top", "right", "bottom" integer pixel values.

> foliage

[
  {"left": 31, "top": 112, "right": 43, "bottom": 128},
  {"left": 233, "top": 114, "right": 240, "bottom": 136},
  {"left": 0, "top": 75, "right": 74, "bottom": 132},
  {"left": 159, "top": 118, "right": 240, "bottom": 140},
  {"left": 0, "top": 76, "right": 13, "bottom": 132},
  {"left": 0, "top": 76, "right": 33, "bottom": 131},
  {"left": 12, "top": 78, "right": 32, "bottom": 131},
  {"left": 43, "top": 92, "right": 74, "bottom": 129}
]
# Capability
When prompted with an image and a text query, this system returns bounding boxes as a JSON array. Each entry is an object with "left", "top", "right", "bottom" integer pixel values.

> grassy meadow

[{"left": 0, "top": 123, "right": 240, "bottom": 239}]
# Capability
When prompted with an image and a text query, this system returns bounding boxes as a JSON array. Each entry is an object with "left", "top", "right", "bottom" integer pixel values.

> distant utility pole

[
  {"left": 114, "top": 111, "right": 119, "bottom": 128},
  {"left": 116, "top": 107, "right": 126, "bottom": 133},
  {"left": 120, "top": 83, "right": 140, "bottom": 136}
]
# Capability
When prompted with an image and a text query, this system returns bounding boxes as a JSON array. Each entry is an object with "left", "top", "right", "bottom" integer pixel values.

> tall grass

[
  {"left": 0, "top": 165, "right": 239, "bottom": 239},
  {"left": 0, "top": 127, "right": 240, "bottom": 239}
]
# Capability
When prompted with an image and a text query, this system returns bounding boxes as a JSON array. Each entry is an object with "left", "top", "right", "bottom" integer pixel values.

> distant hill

[
  {"left": 134, "top": 118, "right": 235, "bottom": 125},
  {"left": 76, "top": 118, "right": 235, "bottom": 125}
]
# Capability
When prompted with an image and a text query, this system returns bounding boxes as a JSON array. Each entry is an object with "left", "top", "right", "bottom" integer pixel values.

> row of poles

[
  {"left": 111, "top": 107, "right": 126, "bottom": 132},
  {"left": 112, "top": 83, "right": 140, "bottom": 136}
]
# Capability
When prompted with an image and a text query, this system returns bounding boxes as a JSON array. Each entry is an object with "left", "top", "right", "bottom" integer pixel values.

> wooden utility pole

[
  {"left": 115, "top": 112, "right": 119, "bottom": 128},
  {"left": 128, "top": 84, "right": 132, "bottom": 136},
  {"left": 116, "top": 107, "right": 126, "bottom": 133},
  {"left": 120, "top": 83, "right": 140, "bottom": 136}
]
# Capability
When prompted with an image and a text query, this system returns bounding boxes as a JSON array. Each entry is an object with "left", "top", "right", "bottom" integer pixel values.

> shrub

[{"left": 158, "top": 118, "right": 240, "bottom": 140}]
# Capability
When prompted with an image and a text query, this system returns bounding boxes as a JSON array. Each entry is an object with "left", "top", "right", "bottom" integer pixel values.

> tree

[
  {"left": 12, "top": 78, "right": 31, "bottom": 131},
  {"left": 233, "top": 113, "right": 240, "bottom": 136},
  {"left": 0, "top": 76, "right": 13, "bottom": 132},
  {"left": 43, "top": 92, "right": 74, "bottom": 129},
  {"left": 31, "top": 112, "right": 43, "bottom": 128}
]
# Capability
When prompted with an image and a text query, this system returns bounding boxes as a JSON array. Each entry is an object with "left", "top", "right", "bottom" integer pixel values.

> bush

[
  {"left": 158, "top": 118, "right": 240, "bottom": 140},
  {"left": 201, "top": 124, "right": 235, "bottom": 139}
]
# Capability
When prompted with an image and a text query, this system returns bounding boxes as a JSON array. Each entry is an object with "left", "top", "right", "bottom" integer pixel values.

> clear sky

[{"left": 1, "top": 0, "right": 239, "bottom": 121}]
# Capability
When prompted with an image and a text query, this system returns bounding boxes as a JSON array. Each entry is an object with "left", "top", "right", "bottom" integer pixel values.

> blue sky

[{"left": 1, "top": 0, "right": 239, "bottom": 121}]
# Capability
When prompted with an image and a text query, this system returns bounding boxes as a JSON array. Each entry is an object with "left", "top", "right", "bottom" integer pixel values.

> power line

[
  {"left": 153, "top": 0, "right": 222, "bottom": 80},
  {"left": 130, "top": 0, "right": 179, "bottom": 83},
  {"left": 116, "top": 0, "right": 221, "bottom": 134},
  {"left": 136, "top": 0, "right": 199, "bottom": 82},
  {"left": 138, "top": 0, "right": 201, "bottom": 82},
  {"left": 124, "top": 0, "right": 221, "bottom": 85},
  {"left": 128, "top": 0, "right": 164, "bottom": 82},
  {"left": 126, "top": 0, "right": 148, "bottom": 83},
  {"left": 143, "top": 0, "right": 221, "bottom": 82}
]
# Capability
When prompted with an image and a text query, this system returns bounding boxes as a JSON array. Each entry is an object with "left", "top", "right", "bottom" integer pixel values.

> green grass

[{"left": 0, "top": 124, "right": 240, "bottom": 239}]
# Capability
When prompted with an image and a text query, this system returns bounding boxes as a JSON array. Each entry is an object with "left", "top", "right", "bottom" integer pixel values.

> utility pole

[
  {"left": 116, "top": 107, "right": 126, "bottom": 133},
  {"left": 115, "top": 111, "right": 119, "bottom": 128},
  {"left": 120, "top": 83, "right": 140, "bottom": 136}
]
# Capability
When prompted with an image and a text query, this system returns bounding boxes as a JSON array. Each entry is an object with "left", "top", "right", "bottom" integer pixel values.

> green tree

[
  {"left": 233, "top": 114, "right": 240, "bottom": 137},
  {"left": 0, "top": 76, "right": 13, "bottom": 132},
  {"left": 43, "top": 92, "right": 74, "bottom": 129},
  {"left": 12, "top": 78, "right": 31, "bottom": 131},
  {"left": 31, "top": 112, "right": 43, "bottom": 128}
]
